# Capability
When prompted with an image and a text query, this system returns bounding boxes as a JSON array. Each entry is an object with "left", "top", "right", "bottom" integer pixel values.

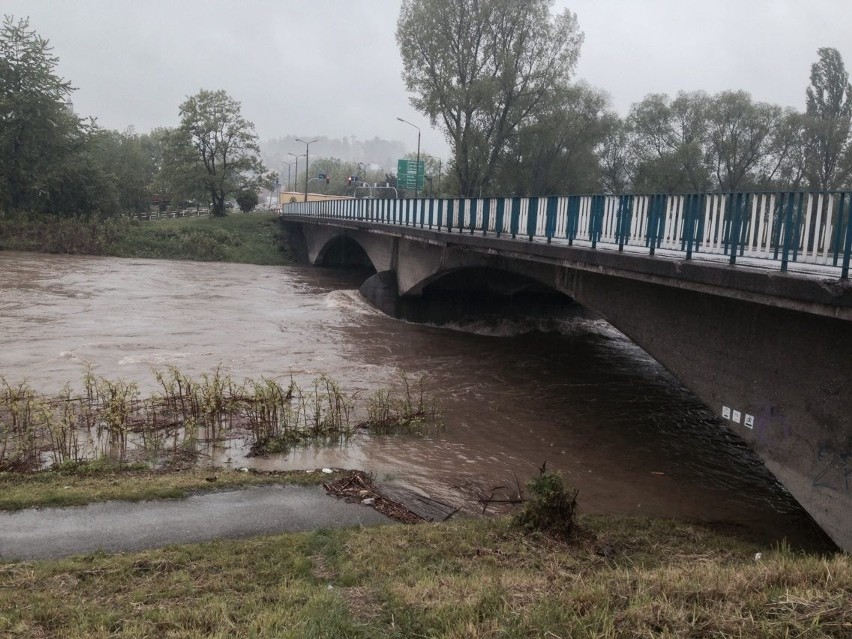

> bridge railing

[{"left": 281, "top": 192, "right": 852, "bottom": 279}]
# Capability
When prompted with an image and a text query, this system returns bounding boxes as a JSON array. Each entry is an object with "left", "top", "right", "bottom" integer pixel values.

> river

[{"left": 0, "top": 251, "right": 829, "bottom": 547}]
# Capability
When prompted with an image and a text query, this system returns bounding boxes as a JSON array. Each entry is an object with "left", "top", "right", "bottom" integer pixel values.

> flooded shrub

[
  {"left": 361, "top": 370, "right": 442, "bottom": 435},
  {"left": 513, "top": 468, "right": 578, "bottom": 539},
  {"left": 0, "top": 366, "right": 442, "bottom": 469},
  {"left": 243, "top": 375, "right": 356, "bottom": 455},
  {"left": 0, "top": 377, "right": 42, "bottom": 469},
  {"left": 44, "top": 384, "right": 83, "bottom": 465},
  {"left": 241, "top": 376, "right": 294, "bottom": 448}
]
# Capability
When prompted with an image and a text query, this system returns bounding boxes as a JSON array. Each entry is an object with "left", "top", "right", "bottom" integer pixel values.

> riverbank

[
  {"left": 0, "top": 467, "right": 849, "bottom": 636},
  {"left": 0, "top": 494, "right": 848, "bottom": 637},
  {"left": 0, "top": 211, "right": 293, "bottom": 265},
  {"left": 0, "top": 464, "right": 345, "bottom": 511}
]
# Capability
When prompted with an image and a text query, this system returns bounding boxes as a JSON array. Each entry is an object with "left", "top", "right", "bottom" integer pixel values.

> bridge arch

[
  {"left": 397, "top": 265, "right": 586, "bottom": 325},
  {"left": 314, "top": 235, "right": 375, "bottom": 271}
]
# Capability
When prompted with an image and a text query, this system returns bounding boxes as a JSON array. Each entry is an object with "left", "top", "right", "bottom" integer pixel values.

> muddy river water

[{"left": 0, "top": 251, "right": 829, "bottom": 546}]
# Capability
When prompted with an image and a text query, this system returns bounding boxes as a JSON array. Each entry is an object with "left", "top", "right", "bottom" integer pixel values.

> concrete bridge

[{"left": 280, "top": 191, "right": 852, "bottom": 551}]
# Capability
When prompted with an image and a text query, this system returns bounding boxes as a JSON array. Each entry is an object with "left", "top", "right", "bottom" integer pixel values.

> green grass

[
  {"left": 0, "top": 515, "right": 848, "bottom": 637},
  {"left": 108, "top": 212, "right": 293, "bottom": 264},
  {"left": 0, "top": 464, "right": 340, "bottom": 511},
  {"left": 0, "top": 211, "right": 294, "bottom": 265}
]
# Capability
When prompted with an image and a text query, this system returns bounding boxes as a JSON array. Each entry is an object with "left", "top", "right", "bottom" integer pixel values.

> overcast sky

[{"left": 4, "top": 0, "right": 852, "bottom": 160}]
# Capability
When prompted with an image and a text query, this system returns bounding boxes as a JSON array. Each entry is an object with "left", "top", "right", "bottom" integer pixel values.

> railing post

[
  {"left": 428, "top": 198, "right": 434, "bottom": 229},
  {"left": 834, "top": 193, "right": 852, "bottom": 280},
  {"left": 683, "top": 194, "right": 696, "bottom": 260},
  {"left": 567, "top": 195, "right": 580, "bottom": 245},
  {"left": 527, "top": 197, "right": 539, "bottom": 241},
  {"left": 446, "top": 199, "right": 454, "bottom": 232},
  {"left": 833, "top": 193, "right": 847, "bottom": 267},
  {"left": 510, "top": 197, "right": 520, "bottom": 238},
  {"left": 496, "top": 198, "right": 505, "bottom": 238},
  {"left": 590, "top": 195, "right": 604, "bottom": 249},
  {"left": 726, "top": 192, "right": 748, "bottom": 266},
  {"left": 546, "top": 196, "right": 558, "bottom": 244},
  {"left": 781, "top": 192, "right": 795, "bottom": 272},
  {"left": 482, "top": 198, "right": 491, "bottom": 236},
  {"left": 616, "top": 194, "right": 633, "bottom": 252},
  {"left": 469, "top": 198, "right": 477, "bottom": 234},
  {"left": 457, "top": 198, "right": 466, "bottom": 233},
  {"left": 645, "top": 194, "right": 663, "bottom": 256},
  {"left": 791, "top": 191, "right": 804, "bottom": 264},
  {"left": 437, "top": 198, "right": 444, "bottom": 230}
]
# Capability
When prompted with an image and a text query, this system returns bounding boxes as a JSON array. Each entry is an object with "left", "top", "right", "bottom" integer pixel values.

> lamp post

[
  {"left": 284, "top": 161, "right": 297, "bottom": 192},
  {"left": 287, "top": 153, "right": 304, "bottom": 197},
  {"left": 295, "top": 137, "right": 318, "bottom": 203},
  {"left": 397, "top": 117, "right": 421, "bottom": 198}
]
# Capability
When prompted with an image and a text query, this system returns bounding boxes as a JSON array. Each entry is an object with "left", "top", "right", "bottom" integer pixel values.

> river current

[{"left": 0, "top": 251, "right": 827, "bottom": 546}]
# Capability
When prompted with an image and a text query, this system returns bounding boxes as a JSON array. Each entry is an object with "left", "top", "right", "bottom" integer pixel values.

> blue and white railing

[{"left": 282, "top": 192, "right": 852, "bottom": 280}]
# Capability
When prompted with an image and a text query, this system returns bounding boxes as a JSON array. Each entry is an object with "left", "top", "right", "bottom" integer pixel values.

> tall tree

[
  {"left": 705, "top": 91, "right": 781, "bottom": 191},
  {"left": 168, "top": 90, "right": 269, "bottom": 216},
  {"left": 496, "top": 83, "right": 612, "bottom": 195},
  {"left": 803, "top": 47, "right": 852, "bottom": 190},
  {"left": 758, "top": 109, "right": 806, "bottom": 189},
  {"left": 0, "top": 15, "right": 84, "bottom": 213},
  {"left": 629, "top": 91, "right": 711, "bottom": 193},
  {"left": 597, "top": 115, "right": 635, "bottom": 194},
  {"left": 397, "top": 0, "right": 583, "bottom": 196}
]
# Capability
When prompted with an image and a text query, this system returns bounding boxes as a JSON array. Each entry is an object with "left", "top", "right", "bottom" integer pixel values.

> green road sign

[{"left": 397, "top": 159, "right": 425, "bottom": 190}]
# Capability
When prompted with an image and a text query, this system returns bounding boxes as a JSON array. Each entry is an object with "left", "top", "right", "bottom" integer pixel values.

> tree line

[
  {"left": 0, "top": 16, "right": 270, "bottom": 218},
  {"left": 3, "top": 7, "right": 852, "bottom": 221},
  {"left": 397, "top": 0, "right": 852, "bottom": 197}
]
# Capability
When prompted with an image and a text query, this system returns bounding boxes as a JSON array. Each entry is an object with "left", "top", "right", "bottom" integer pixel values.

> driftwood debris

[
  {"left": 450, "top": 477, "right": 526, "bottom": 514},
  {"left": 323, "top": 471, "right": 427, "bottom": 525}
]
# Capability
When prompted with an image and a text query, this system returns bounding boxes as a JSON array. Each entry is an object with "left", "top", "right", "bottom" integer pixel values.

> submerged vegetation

[
  {"left": 0, "top": 515, "right": 848, "bottom": 637},
  {"left": 0, "top": 211, "right": 293, "bottom": 265},
  {"left": 0, "top": 366, "right": 442, "bottom": 472}
]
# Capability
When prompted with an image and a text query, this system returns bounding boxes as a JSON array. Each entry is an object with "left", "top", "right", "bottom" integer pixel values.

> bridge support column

[{"left": 359, "top": 271, "right": 400, "bottom": 316}]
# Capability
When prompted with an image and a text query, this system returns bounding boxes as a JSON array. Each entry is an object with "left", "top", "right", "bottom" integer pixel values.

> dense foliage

[
  {"left": 397, "top": 2, "right": 852, "bottom": 195},
  {"left": 3, "top": 10, "right": 852, "bottom": 224}
]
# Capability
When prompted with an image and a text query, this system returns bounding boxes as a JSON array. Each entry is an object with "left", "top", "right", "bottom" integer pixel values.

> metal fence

[{"left": 282, "top": 192, "right": 852, "bottom": 280}]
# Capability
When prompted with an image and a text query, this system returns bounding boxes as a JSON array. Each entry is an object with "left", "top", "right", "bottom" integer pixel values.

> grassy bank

[
  {"left": 0, "top": 513, "right": 848, "bottom": 637},
  {"left": 0, "top": 465, "right": 341, "bottom": 511},
  {"left": 0, "top": 211, "right": 294, "bottom": 265}
]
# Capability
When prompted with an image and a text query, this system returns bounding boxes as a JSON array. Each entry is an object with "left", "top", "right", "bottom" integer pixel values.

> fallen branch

[{"left": 323, "top": 470, "right": 425, "bottom": 525}]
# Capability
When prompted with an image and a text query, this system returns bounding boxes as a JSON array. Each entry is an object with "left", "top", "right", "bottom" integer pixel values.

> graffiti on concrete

[{"left": 813, "top": 443, "right": 851, "bottom": 492}]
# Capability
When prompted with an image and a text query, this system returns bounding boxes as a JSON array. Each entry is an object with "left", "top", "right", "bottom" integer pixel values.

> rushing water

[{"left": 0, "top": 251, "right": 829, "bottom": 547}]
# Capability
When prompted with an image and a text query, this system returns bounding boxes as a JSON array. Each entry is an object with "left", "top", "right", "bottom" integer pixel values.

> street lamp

[
  {"left": 287, "top": 153, "right": 305, "bottom": 196},
  {"left": 397, "top": 117, "right": 421, "bottom": 198},
  {"left": 284, "top": 161, "right": 297, "bottom": 192},
  {"left": 295, "top": 137, "right": 319, "bottom": 203}
]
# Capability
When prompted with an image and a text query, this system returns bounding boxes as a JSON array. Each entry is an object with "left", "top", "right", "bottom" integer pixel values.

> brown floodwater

[{"left": 0, "top": 251, "right": 830, "bottom": 547}]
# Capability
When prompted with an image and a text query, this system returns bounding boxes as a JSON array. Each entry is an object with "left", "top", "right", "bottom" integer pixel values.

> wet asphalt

[{"left": 0, "top": 485, "right": 391, "bottom": 561}]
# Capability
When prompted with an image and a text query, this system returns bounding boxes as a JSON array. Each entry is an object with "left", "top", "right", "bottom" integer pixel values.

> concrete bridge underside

[{"left": 283, "top": 218, "right": 852, "bottom": 552}]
